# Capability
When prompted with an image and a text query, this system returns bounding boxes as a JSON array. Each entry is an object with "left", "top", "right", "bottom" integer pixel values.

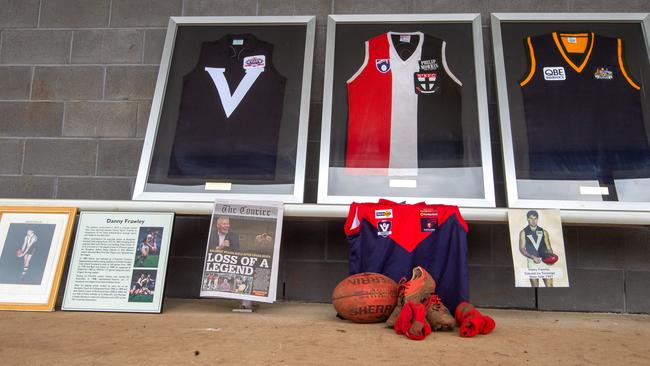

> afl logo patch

[
  {"left": 243, "top": 55, "right": 266, "bottom": 70},
  {"left": 374, "top": 209, "right": 393, "bottom": 219},
  {"left": 376, "top": 59, "right": 391, "bottom": 73},
  {"left": 543, "top": 66, "right": 566, "bottom": 80}
]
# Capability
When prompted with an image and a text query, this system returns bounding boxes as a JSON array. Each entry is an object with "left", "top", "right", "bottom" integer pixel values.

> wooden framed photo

[{"left": 0, "top": 206, "right": 77, "bottom": 311}]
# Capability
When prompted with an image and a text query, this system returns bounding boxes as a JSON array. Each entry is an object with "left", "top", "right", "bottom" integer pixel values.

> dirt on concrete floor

[{"left": 0, "top": 298, "right": 648, "bottom": 365}]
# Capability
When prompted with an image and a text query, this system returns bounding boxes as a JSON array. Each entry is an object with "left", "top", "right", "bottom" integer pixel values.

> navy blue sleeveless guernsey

[
  {"left": 520, "top": 32, "right": 650, "bottom": 183},
  {"left": 345, "top": 199, "right": 469, "bottom": 312},
  {"left": 168, "top": 34, "right": 286, "bottom": 182},
  {"left": 523, "top": 225, "right": 549, "bottom": 258}
]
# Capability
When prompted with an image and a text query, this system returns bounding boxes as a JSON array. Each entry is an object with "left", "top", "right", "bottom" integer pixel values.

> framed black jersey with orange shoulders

[
  {"left": 317, "top": 14, "right": 495, "bottom": 207},
  {"left": 133, "top": 17, "right": 315, "bottom": 203},
  {"left": 492, "top": 13, "right": 650, "bottom": 211}
]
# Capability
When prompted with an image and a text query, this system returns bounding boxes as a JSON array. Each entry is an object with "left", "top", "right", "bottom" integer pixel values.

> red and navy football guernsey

[{"left": 344, "top": 199, "right": 469, "bottom": 311}]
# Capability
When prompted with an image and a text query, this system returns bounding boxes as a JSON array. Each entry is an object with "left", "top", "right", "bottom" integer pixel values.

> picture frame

[
  {"left": 62, "top": 212, "right": 174, "bottom": 313},
  {"left": 492, "top": 13, "right": 650, "bottom": 211},
  {"left": 0, "top": 206, "right": 77, "bottom": 311},
  {"left": 133, "top": 16, "right": 316, "bottom": 203},
  {"left": 317, "top": 14, "right": 495, "bottom": 206}
]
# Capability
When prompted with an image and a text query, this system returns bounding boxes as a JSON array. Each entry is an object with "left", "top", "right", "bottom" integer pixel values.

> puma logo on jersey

[
  {"left": 543, "top": 67, "right": 566, "bottom": 80},
  {"left": 205, "top": 67, "right": 263, "bottom": 118}
]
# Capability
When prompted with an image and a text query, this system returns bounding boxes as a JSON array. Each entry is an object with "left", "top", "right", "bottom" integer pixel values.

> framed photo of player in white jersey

[
  {"left": 493, "top": 13, "right": 650, "bottom": 211},
  {"left": 317, "top": 14, "right": 495, "bottom": 206},
  {"left": 0, "top": 206, "right": 76, "bottom": 311},
  {"left": 133, "top": 16, "right": 315, "bottom": 203}
]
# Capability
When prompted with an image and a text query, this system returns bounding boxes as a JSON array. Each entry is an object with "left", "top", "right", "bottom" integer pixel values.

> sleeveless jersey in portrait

[
  {"left": 520, "top": 32, "right": 650, "bottom": 183},
  {"left": 168, "top": 34, "right": 286, "bottom": 182},
  {"left": 523, "top": 225, "right": 549, "bottom": 258},
  {"left": 346, "top": 31, "right": 463, "bottom": 175}
]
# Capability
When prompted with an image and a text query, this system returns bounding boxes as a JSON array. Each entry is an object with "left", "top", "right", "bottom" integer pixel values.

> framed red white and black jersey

[
  {"left": 318, "top": 14, "right": 495, "bottom": 206},
  {"left": 133, "top": 17, "right": 315, "bottom": 203},
  {"left": 492, "top": 13, "right": 650, "bottom": 211}
]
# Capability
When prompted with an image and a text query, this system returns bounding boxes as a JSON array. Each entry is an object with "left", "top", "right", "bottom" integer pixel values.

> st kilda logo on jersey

[{"left": 414, "top": 72, "right": 440, "bottom": 94}]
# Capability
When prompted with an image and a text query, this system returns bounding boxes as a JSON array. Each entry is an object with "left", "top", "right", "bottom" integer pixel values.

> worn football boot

[
  {"left": 424, "top": 294, "right": 456, "bottom": 331},
  {"left": 385, "top": 266, "right": 436, "bottom": 328}
]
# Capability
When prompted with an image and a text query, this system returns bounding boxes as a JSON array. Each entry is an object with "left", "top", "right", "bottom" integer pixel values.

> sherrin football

[
  {"left": 543, "top": 253, "right": 559, "bottom": 265},
  {"left": 331, "top": 272, "right": 398, "bottom": 323}
]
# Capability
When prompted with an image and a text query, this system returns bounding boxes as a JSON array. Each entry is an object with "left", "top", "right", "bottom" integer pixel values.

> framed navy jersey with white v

[
  {"left": 169, "top": 34, "right": 286, "bottom": 181},
  {"left": 318, "top": 14, "right": 494, "bottom": 206},
  {"left": 492, "top": 13, "right": 650, "bottom": 211},
  {"left": 133, "top": 17, "right": 315, "bottom": 203}
]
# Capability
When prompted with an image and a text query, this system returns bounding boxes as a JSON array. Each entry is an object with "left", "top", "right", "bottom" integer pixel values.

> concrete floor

[{"left": 0, "top": 298, "right": 648, "bottom": 365}]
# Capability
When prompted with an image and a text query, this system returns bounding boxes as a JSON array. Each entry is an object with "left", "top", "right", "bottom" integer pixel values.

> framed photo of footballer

[
  {"left": 493, "top": 13, "right": 650, "bottom": 211},
  {"left": 317, "top": 14, "right": 495, "bottom": 206},
  {"left": 0, "top": 206, "right": 77, "bottom": 311},
  {"left": 133, "top": 16, "right": 315, "bottom": 203}
]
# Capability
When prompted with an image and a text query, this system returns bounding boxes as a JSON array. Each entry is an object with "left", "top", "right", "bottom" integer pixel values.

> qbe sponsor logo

[{"left": 543, "top": 67, "right": 566, "bottom": 80}]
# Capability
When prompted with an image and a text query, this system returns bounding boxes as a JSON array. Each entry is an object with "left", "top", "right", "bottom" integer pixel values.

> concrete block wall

[{"left": 2, "top": 0, "right": 650, "bottom": 312}]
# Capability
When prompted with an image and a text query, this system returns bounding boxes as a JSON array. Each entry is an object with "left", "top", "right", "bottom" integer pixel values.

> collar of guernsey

[{"left": 344, "top": 199, "right": 468, "bottom": 252}]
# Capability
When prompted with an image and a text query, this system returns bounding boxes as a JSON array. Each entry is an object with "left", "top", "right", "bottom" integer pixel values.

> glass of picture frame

[
  {"left": 317, "top": 14, "right": 495, "bottom": 206},
  {"left": 492, "top": 13, "right": 650, "bottom": 211},
  {"left": 133, "top": 16, "right": 315, "bottom": 203}
]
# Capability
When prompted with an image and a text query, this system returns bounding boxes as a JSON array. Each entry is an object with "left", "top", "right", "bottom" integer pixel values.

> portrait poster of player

[
  {"left": 201, "top": 200, "right": 283, "bottom": 303},
  {"left": 507, "top": 209, "right": 570, "bottom": 288},
  {"left": 0, "top": 207, "right": 76, "bottom": 311},
  {"left": 62, "top": 212, "right": 174, "bottom": 313}
]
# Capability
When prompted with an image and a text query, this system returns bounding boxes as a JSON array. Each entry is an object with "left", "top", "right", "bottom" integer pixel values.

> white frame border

[
  {"left": 133, "top": 16, "right": 316, "bottom": 203},
  {"left": 317, "top": 14, "right": 495, "bottom": 207},
  {"left": 492, "top": 13, "right": 650, "bottom": 211}
]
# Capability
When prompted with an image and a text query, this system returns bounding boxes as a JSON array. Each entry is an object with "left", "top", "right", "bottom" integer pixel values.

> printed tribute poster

[
  {"left": 200, "top": 200, "right": 283, "bottom": 303},
  {"left": 62, "top": 212, "right": 174, "bottom": 312},
  {"left": 507, "top": 209, "right": 570, "bottom": 288}
]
